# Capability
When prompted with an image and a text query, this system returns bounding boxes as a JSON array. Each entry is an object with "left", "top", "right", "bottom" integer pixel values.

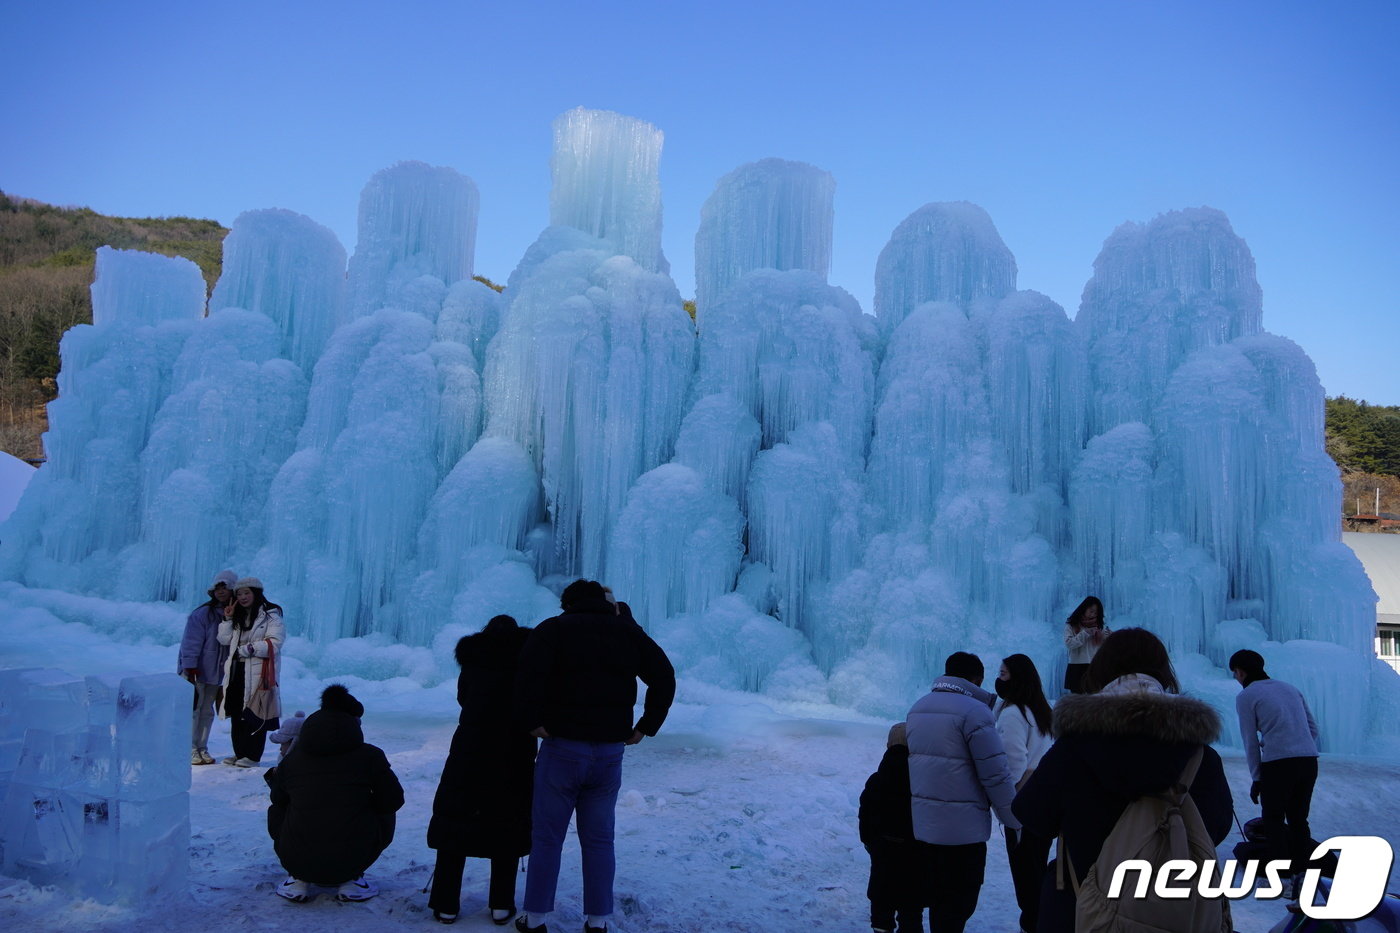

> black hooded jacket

[
  {"left": 515, "top": 597, "right": 676, "bottom": 743},
  {"left": 266, "top": 708, "right": 404, "bottom": 884},
  {"left": 1011, "top": 684, "right": 1234, "bottom": 933},
  {"left": 426, "top": 623, "right": 536, "bottom": 856}
]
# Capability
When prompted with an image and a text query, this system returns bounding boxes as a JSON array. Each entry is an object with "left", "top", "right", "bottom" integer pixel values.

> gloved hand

[{"left": 1249, "top": 780, "right": 1261, "bottom": 804}]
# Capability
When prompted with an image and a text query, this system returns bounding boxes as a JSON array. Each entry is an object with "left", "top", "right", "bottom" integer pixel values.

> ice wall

[
  {"left": 550, "top": 107, "right": 667, "bottom": 273},
  {"left": 0, "top": 668, "right": 188, "bottom": 904},
  {"left": 482, "top": 234, "right": 695, "bottom": 581},
  {"left": 0, "top": 112, "right": 1388, "bottom": 755},
  {"left": 1070, "top": 208, "right": 1373, "bottom": 748},
  {"left": 693, "top": 158, "right": 835, "bottom": 311},
  {"left": 0, "top": 249, "right": 205, "bottom": 591},
  {"left": 832, "top": 205, "right": 1078, "bottom": 706}
]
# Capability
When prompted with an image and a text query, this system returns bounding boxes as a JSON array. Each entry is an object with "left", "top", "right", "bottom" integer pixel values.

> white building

[{"left": 1344, "top": 531, "right": 1400, "bottom": 672}]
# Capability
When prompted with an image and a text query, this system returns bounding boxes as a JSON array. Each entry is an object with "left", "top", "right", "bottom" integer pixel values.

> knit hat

[
  {"left": 233, "top": 576, "right": 263, "bottom": 592},
  {"left": 321, "top": 683, "right": 364, "bottom": 718},
  {"left": 211, "top": 569, "right": 238, "bottom": 589},
  {"left": 887, "top": 722, "right": 907, "bottom": 748}
]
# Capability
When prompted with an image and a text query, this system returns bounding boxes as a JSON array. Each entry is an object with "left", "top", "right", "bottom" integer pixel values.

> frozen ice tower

[
  {"left": 209, "top": 208, "right": 348, "bottom": 372},
  {"left": 1078, "top": 207, "right": 1262, "bottom": 433},
  {"left": 484, "top": 110, "right": 693, "bottom": 581},
  {"left": 347, "top": 161, "right": 480, "bottom": 316},
  {"left": 693, "top": 158, "right": 835, "bottom": 311},
  {"left": 0, "top": 114, "right": 1391, "bottom": 758},
  {"left": 874, "top": 201, "right": 1017, "bottom": 333},
  {"left": 550, "top": 107, "right": 667, "bottom": 273}
]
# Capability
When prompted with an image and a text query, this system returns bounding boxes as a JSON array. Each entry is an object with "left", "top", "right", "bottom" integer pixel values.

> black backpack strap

[{"left": 1173, "top": 747, "right": 1205, "bottom": 798}]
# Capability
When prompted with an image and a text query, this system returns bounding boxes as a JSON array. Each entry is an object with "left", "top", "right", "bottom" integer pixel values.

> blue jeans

[{"left": 523, "top": 737, "right": 625, "bottom": 918}]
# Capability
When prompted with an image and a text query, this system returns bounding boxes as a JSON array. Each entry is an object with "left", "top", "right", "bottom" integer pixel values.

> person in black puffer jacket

[
  {"left": 426, "top": 615, "right": 536, "bottom": 925},
  {"left": 266, "top": 684, "right": 404, "bottom": 903}
]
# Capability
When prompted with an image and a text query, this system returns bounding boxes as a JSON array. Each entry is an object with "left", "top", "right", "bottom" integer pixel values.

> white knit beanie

[
  {"left": 233, "top": 576, "right": 263, "bottom": 592},
  {"left": 211, "top": 569, "right": 238, "bottom": 589}
]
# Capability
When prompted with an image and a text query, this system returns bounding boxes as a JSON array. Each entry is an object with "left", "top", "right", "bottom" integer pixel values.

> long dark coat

[
  {"left": 266, "top": 708, "right": 404, "bottom": 885},
  {"left": 426, "top": 624, "right": 536, "bottom": 858},
  {"left": 1011, "top": 681, "right": 1234, "bottom": 933}
]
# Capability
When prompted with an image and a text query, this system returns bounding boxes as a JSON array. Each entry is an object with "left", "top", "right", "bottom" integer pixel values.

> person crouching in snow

[
  {"left": 266, "top": 684, "right": 404, "bottom": 902},
  {"left": 268, "top": 710, "right": 306, "bottom": 760},
  {"left": 858, "top": 722, "right": 926, "bottom": 933}
]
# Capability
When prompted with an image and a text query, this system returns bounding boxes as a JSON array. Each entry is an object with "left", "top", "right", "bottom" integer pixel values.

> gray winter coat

[
  {"left": 906, "top": 676, "right": 1020, "bottom": 845},
  {"left": 178, "top": 603, "right": 227, "bottom": 685}
]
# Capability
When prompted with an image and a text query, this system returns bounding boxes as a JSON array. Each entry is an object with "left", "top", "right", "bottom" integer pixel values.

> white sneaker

[
  {"left": 191, "top": 749, "right": 206, "bottom": 765},
  {"left": 233, "top": 757, "right": 259, "bottom": 768},
  {"left": 221, "top": 756, "right": 239, "bottom": 765},
  {"left": 276, "top": 876, "right": 310, "bottom": 902},
  {"left": 336, "top": 875, "right": 378, "bottom": 901},
  {"left": 198, "top": 749, "right": 216, "bottom": 765}
]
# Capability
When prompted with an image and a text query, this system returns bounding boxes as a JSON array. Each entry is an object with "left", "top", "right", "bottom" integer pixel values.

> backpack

[{"left": 1061, "top": 747, "right": 1232, "bottom": 933}]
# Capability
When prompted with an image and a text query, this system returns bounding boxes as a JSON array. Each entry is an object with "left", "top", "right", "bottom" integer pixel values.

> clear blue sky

[{"left": 4, "top": 0, "right": 1396, "bottom": 403}]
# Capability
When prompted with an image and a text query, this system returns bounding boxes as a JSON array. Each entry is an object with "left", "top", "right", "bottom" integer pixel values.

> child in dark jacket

[{"left": 858, "top": 722, "right": 926, "bottom": 933}]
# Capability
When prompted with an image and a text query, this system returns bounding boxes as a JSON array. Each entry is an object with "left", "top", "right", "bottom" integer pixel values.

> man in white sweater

[{"left": 1230, "top": 649, "right": 1320, "bottom": 876}]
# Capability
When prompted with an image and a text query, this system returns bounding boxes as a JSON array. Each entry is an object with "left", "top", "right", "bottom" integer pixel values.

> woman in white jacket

[
  {"left": 996, "top": 653, "right": 1053, "bottom": 933},
  {"left": 217, "top": 577, "right": 285, "bottom": 767},
  {"left": 1062, "top": 596, "right": 1108, "bottom": 694}
]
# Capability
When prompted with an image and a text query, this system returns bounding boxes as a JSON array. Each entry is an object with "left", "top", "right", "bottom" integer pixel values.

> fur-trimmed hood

[
  {"left": 455, "top": 624, "right": 531, "bottom": 671},
  {"left": 1048, "top": 678, "right": 1222, "bottom": 800},
  {"left": 1053, "top": 684, "right": 1221, "bottom": 746}
]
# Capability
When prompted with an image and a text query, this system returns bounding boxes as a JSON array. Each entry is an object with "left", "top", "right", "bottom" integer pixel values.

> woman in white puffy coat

[
  {"left": 996, "top": 653, "right": 1053, "bottom": 933},
  {"left": 217, "top": 576, "right": 285, "bottom": 767}
]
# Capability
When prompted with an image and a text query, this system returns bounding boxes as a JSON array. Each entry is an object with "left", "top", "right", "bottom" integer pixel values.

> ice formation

[
  {"left": 873, "top": 201, "right": 1017, "bottom": 333},
  {"left": 0, "top": 109, "right": 1390, "bottom": 759},
  {"left": 347, "top": 161, "right": 480, "bottom": 317},
  {"left": 550, "top": 107, "right": 667, "bottom": 274},
  {"left": 694, "top": 158, "right": 835, "bottom": 310},
  {"left": 0, "top": 668, "right": 188, "bottom": 903},
  {"left": 208, "top": 208, "right": 348, "bottom": 372}
]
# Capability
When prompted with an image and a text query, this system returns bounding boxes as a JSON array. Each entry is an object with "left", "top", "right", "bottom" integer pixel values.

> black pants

[
  {"left": 1260, "top": 756, "right": 1318, "bottom": 871},
  {"left": 429, "top": 851, "right": 519, "bottom": 916},
  {"left": 916, "top": 840, "right": 985, "bottom": 933},
  {"left": 870, "top": 901, "right": 924, "bottom": 933},
  {"left": 1004, "top": 827, "right": 1051, "bottom": 933},
  {"left": 1063, "top": 663, "right": 1089, "bottom": 695},
  {"left": 868, "top": 843, "right": 925, "bottom": 932},
  {"left": 225, "top": 661, "right": 274, "bottom": 762}
]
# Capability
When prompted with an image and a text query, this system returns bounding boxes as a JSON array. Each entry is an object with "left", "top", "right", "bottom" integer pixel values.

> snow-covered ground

[{"left": 2, "top": 584, "right": 1398, "bottom": 932}]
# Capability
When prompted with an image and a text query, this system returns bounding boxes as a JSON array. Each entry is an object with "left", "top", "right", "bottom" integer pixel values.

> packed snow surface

[{"left": 0, "top": 604, "right": 1395, "bottom": 931}]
